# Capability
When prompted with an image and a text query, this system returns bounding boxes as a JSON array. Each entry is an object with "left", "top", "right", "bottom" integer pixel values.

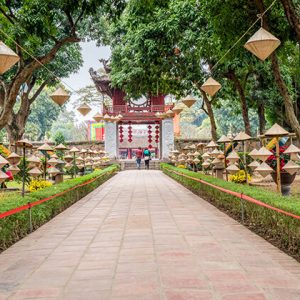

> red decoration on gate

[
  {"left": 128, "top": 122, "right": 132, "bottom": 143},
  {"left": 154, "top": 122, "right": 160, "bottom": 144},
  {"left": 147, "top": 124, "right": 152, "bottom": 148},
  {"left": 119, "top": 124, "right": 124, "bottom": 143}
]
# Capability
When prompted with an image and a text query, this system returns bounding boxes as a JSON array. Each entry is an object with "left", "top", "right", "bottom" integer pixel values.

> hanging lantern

[
  {"left": 202, "top": 160, "right": 211, "bottom": 168},
  {"left": 28, "top": 167, "right": 42, "bottom": 178},
  {"left": 64, "top": 155, "right": 73, "bottom": 163},
  {"left": 93, "top": 112, "right": 103, "bottom": 123},
  {"left": 166, "top": 109, "right": 175, "bottom": 118},
  {"left": 27, "top": 155, "right": 41, "bottom": 168},
  {"left": 201, "top": 77, "right": 222, "bottom": 96},
  {"left": 7, "top": 152, "right": 21, "bottom": 165},
  {"left": 193, "top": 158, "right": 200, "bottom": 164},
  {"left": 48, "top": 167, "right": 60, "bottom": 176},
  {"left": 244, "top": 27, "right": 281, "bottom": 61},
  {"left": 256, "top": 162, "right": 273, "bottom": 177},
  {"left": 256, "top": 147, "right": 273, "bottom": 162},
  {"left": 283, "top": 144, "right": 300, "bottom": 160},
  {"left": 202, "top": 152, "right": 210, "bottom": 160},
  {"left": 172, "top": 102, "right": 185, "bottom": 114},
  {"left": 226, "top": 164, "right": 240, "bottom": 175},
  {"left": 77, "top": 103, "right": 91, "bottom": 116},
  {"left": 0, "top": 170, "right": 9, "bottom": 184},
  {"left": 50, "top": 87, "right": 70, "bottom": 106},
  {"left": 211, "top": 149, "right": 221, "bottom": 158},
  {"left": 248, "top": 160, "right": 260, "bottom": 170},
  {"left": 282, "top": 161, "right": 300, "bottom": 175},
  {"left": 128, "top": 122, "right": 132, "bottom": 143},
  {"left": 65, "top": 162, "right": 73, "bottom": 170},
  {"left": 248, "top": 149, "right": 259, "bottom": 160},
  {"left": 48, "top": 157, "right": 59, "bottom": 167},
  {"left": 211, "top": 158, "right": 221, "bottom": 165},
  {"left": 227, "top": 151, "right": 240, "bottom": 164},
  {"left": 182, "top": 95, "right": 196, "bottom": 108},
  {"left": 0, "top": 155, "right": 9, "bottom": 168},
  {"left": 0, "top": 41, "right": 20, "bottom": 74},
  {"left": 7, "top": 165, "right": 20, "bottom": 176}
]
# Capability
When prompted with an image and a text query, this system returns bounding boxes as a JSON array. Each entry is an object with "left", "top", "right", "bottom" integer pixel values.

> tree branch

[
  {"left": 0, "top": 6, "right": 15, "bottom": 24},
  {"left": 29, "top": 80, "right": 48, "bottom": 104}
]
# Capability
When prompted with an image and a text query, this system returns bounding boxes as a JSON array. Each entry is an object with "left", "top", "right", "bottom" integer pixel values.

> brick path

[{"left": 1, "top": 170, "right": 300, "bottom": 300}]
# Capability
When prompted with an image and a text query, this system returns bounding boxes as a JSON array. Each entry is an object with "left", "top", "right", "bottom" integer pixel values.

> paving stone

[{"left": 0, "top": 170, "right": 299, "bottom": 299}]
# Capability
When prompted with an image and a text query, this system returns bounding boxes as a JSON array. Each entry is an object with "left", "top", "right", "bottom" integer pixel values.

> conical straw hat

[
  {"left": 64, "top": 155, "right": 73, "bottom": 163},
  {"left": 7, "top": 152, "right": 21, "bottom": 165},
  {"left": 193, "top": 151, "right": 200, "bottom": 157},
  {"left": 233, "top": 132, "right": 252, "bottom": 141},
  {"left": 202, "top": 152, "right": 210, "bottom": 159},
  {"left": 93, "top": 112, "right": 103, "bottom": 123},
  {"left": 211, "top": 149, "right": 221, "bottom": 158},
  {"left": 256, "top": 162, "right": 273, "bottom": 177},
  {"left": 65, "top": 162, "right": 73, "bottom": 170},
  {"left": 282, "top": 160, "right": 300, "bottom": 175},
  {"left": 284, "top": 144, "right": 300, "bottom": 154},
  {"left": 202, "top": 160, "right": 210, "bottom": 168},
  {"left": 205, "top": 140, "right": 218, "bottom": 148},
  {"left": 0, "top": 170, "right": 9, "bottom": 183},
  {"left": 193, "top": 158, "right": 200, "bottom": 164},
  {"left": 55, "top": 143, "right": 67, "bottom": 150},
  {"left": 248, "top": 160, "right": 260, "bottom": 170},
  {"left": 172, "top": 103, "right": 184, "bottom": 114},
  {"left": 217, "top": 135, "right": 232, "bottom": 143},
  {"left": 69, "top": 147, "right": 79, "bottom": 153},
  {"left": 48, "top": 157, "right": 59, "bottom": 166},
  {"left": 27, "top": 155, "right": 40, "bottom": 164},
  {"left": 291, "top": 153, "right": 300, "bottom": 161},
  {"left": 264, "top": 123, "right": 289, "bottom": 137},
  {"left": 189, "top": 144, "right": 196, "bottom": 150},
  {"left": 182, "top": 95, "right": 196, "bottom": 108},
  {"left": 77, "top": 103, "right": 91, "bottom": 116},
  {"left": 226, "top": 164, "right": 240, "bottom": 175},
  {"left": 201, "top": 77, "right": 222, "bottom": 96},
  {"left": 244, "top": 27, "right": 281, "bottom": 61},
  {"left": 227, "top": 150, "right": 240, "bottom": 160},
  {"left": 0, "top": 41, "right": 20, "bottom": 74},
  {"left": 38, "top": 143, "right": 53, "bottom": 151},
  {"left": 211, "top": 158, "right": 221, "bottom": 165},
  {"left": 166, "top": 109, "right": 175, "bottom": 118},
  {"left": 15, "top": 139, "right": 32, "bottom": 148},
  {"left": 48, "top": 167, "right": 60, "bottom": 175},
  {"left": 7, "top": 164, "right": 20, "bottom": 175},
  {"left": 256, "top": 147, "right": 273, "bottom": 162},
  {"left": 50, "top": 87, "right": 70, "bottom": 106},
  {"left": 248, "top": 148, "right": 259, "bottom": 159},
  {"left": 0, "top": 155, "right": 9, "bottom": 168}
]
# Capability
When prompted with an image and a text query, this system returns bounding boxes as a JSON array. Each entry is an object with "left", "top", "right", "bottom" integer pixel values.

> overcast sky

[{"left": 62, "top": 41, "right": 111, "bottom": 122}]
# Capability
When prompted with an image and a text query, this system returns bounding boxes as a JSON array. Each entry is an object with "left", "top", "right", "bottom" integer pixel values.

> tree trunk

[
  {"left": 200, "top": 89, "right": 218, "bottom": 141},
  {"left": 271, "top": 54, "right": 300, "bottom": 140},
  {"left": 280, "top": 0, "right": 300, "bottom": 44},
  {"left": 224, "top": 70, "right": 251, "bottom": 136},
  {"left": 257, "top": 99, "right": 266, "bottom": 134}
]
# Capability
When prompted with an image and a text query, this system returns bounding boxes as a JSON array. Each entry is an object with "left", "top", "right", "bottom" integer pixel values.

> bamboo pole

[
  {"left": 243, "top": 141, "right": 248, "bottom": 184},
  {"left": 275, "top": 137, "right": 281, "bottom": 193},
  {"left": 21, "top": 147, "right": 26, "bottom": 197}
]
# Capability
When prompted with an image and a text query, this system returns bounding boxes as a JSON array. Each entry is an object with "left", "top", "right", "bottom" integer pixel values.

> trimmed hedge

[
  {"left": 0, "top": 165, "right": 119, "bottom": 251},
  {"left": 161, "top": 163, "right": 300, "bottom": 261}
]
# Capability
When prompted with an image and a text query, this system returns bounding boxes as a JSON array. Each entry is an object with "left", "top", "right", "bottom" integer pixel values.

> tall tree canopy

[
  {"left": 0, "top": 0, "right": 125, "bottom": 141},
  {"left": 109, "top": 0, "right": 300, "bottom": 141}
]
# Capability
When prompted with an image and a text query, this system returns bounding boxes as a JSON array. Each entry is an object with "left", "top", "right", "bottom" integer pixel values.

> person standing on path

[
  {"left": 143, "top": 147, "right": 151, "bottom": 170},
  {"left": 135, "top": 147, "right": 143, "bottom": 169}
]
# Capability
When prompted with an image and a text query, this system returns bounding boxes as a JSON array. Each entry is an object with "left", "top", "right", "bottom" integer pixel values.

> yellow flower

[{"left": 29, "top": 179, "right": 52, "bottom": 192}]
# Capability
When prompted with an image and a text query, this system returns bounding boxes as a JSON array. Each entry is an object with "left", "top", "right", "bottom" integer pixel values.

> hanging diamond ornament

[
  {"left": 182, "top": 95, "right": 196, "bottom": 108},
  {"left": 50, "top": 87, "right": 70, "bottom": 106},
  {"left": 256, "top": 162, "right": 274, "bottom": 177},
  {"left": 77, "top": 103, "right": 91, "bottom": 116},
  {"left": 0, "top": 41, "right": 20, "bottom": 74},
  {"left": 282, "top": 160, "right": 300, "bottom": 175},
  {"left": 244, "top": 27, "right": 281, "bottom": 61},
  {"left": 201, "top": 77, "right": 222, "bottom": 96}
]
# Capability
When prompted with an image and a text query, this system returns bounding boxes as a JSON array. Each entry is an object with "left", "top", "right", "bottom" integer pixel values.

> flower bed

[
  {"left": 161, "top": 163, "right": 300, "bottom": 261},
  {"left": 0, "top": 165, "right": 119, "bottom": 251}
]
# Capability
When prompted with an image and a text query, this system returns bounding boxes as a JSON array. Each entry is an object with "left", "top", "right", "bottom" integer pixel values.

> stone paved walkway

[{"left": 1, "top": 170, "right": 300, "bottom": 300}]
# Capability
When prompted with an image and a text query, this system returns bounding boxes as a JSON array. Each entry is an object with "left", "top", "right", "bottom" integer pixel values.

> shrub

[
  {"left": 160, "top": 163, "right": 300, "bottom": 261},
  {"left": 229, "top": 170, "right": 251, "bottom": 184},
  {"left": 29, "top": 179, "right": 52, "bottom": 192},
  {"left": 0, "top": 164, "right": 119, "bottom": 252}
]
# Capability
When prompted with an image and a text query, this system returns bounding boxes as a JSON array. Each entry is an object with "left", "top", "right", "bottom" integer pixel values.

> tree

[
  {"left": 0, "top": 0, "right": 125, "bottom": 135},
  {"left": 5, "top": 43, "right": 82, "bottom": 143},
  {"left": 50, "top": 110, "right": 88, "bottom": 141},
  {"left": 22, "top": 89, "right": 62, "bottom": 141}
]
